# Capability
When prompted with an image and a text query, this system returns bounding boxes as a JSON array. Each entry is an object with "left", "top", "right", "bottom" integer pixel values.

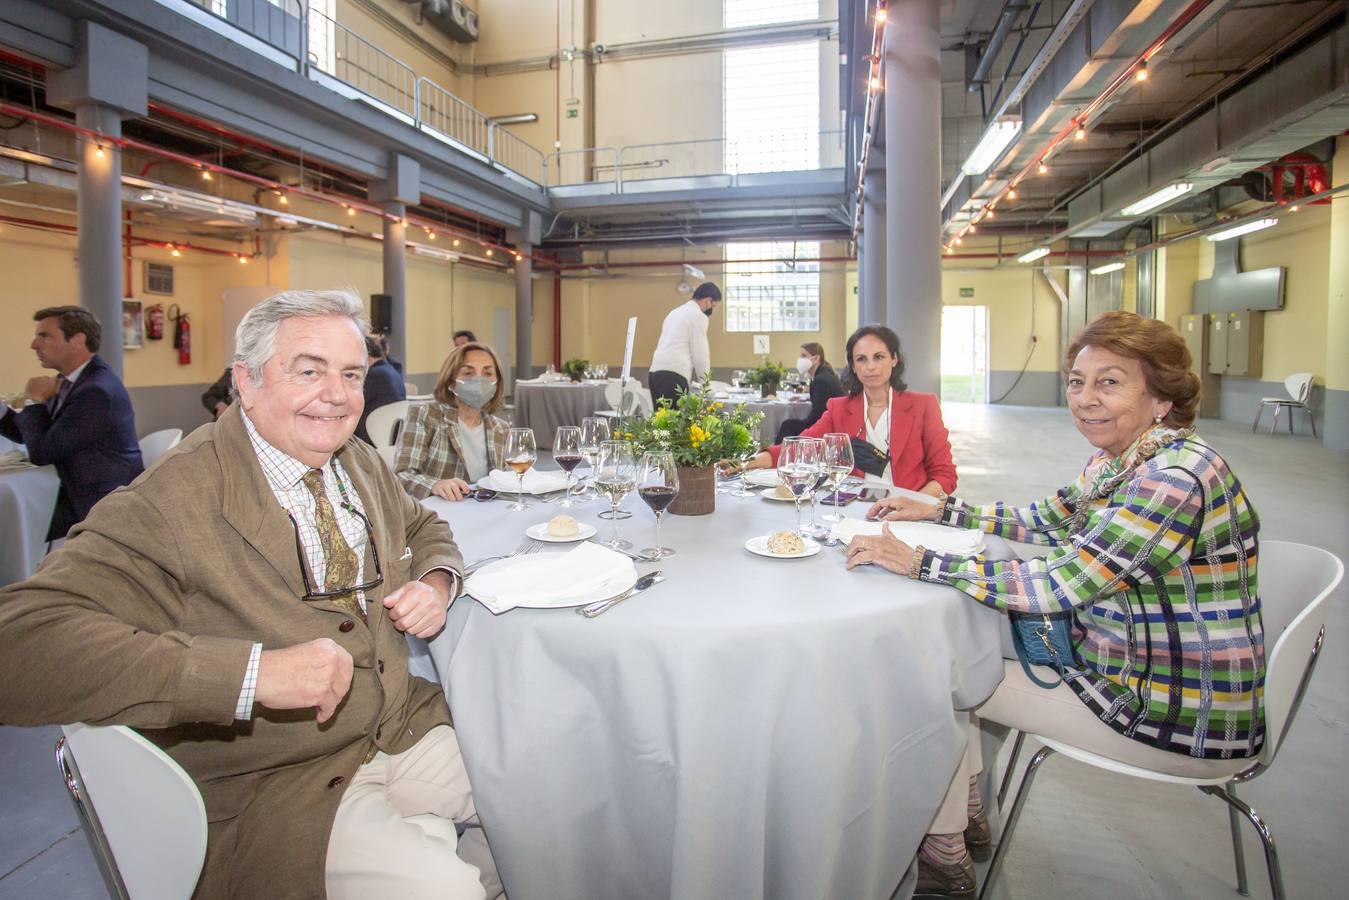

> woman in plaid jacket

[
  {"left": 395, "top": 341, "right": 511, "bottom": 501},
  {"left": 846, "top": 312, "right": 1263, "bottom": 897}
]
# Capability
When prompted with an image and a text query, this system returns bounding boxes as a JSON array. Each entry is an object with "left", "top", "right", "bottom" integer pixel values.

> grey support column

[
  {"left": 509, "top": 212, "right": 543, "bottom": 383},
  {"left": 47, "top": 22, "right": 149, "bottom": 378},
  {"left": 883, "top": 0, "right": 942, "bottom": 393},
  {"left": 370, "top": 154, "right": 420, "bottom": 365},
  {"left": 513, "top": 243, "right": 534, "bottom": 383},
  {"left": 861, "top": 169, "right": 887, "bottom": 328}
]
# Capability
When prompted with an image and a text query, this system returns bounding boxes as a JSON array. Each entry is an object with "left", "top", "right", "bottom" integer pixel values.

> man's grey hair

[{"left": 233, "top": 289, "right": 371, "bottom": 384}]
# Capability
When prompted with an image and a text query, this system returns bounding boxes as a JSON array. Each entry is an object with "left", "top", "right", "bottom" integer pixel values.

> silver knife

[{"left": 576, "top": 571, "right": 664, "bottom": 618}]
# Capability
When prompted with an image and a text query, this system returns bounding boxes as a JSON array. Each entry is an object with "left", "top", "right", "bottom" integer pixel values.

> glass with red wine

[
  {"left": 637, "top": 450, "right": 679, "bottom": 559},
  {"left": 552, "top": 425, "right": 583, "bottom": 508}
]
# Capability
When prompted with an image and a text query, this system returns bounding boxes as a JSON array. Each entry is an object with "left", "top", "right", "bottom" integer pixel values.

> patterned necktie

[
  {"left": 50, "top": 377, "right": 73, "bottom": 416},
  {"left": 301, "top": 469, "right": 365, "bottom": 621}
]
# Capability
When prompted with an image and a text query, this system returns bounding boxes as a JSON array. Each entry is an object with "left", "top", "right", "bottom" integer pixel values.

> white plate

[
  {"left": 744, "top": 534, "right": 821, "bottom": 559},
  {"left": 525, "top": 521, "right": 598, "bottom": 543},
  {"left": 760, "top": 487, "right": 799, "bottom": 502},
  {"left": 742, "top": 469, "right": 780, "bottom": 487},
  {"left": 466, "top": 551, "right": 637, "bottom": 611}
]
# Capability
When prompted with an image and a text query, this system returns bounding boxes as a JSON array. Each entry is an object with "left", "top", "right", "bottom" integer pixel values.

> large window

[
  {"left": 724, "top": 242, "right": 821, "bottom": 333},
  {"left": 723, "top": 1, "right": 819, "bottom": 174}
]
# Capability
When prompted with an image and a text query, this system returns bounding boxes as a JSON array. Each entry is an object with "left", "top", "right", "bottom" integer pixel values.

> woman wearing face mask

[
  {"left": 395, "top": 341, "right": 510, "bottom": 501},
  {"left": 743, "top": 324, "right": 956, "bottom": 497},
  {"left": 774, "top": 341, "right": 846, "bottom": 442}
]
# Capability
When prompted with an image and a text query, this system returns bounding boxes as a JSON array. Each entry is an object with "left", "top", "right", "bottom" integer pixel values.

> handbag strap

[{"left": 1014, "top": 614, "right": 1072, "bottom": 689}]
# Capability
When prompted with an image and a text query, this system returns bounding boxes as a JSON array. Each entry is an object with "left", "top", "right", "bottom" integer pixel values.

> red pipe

[
  {"left": 553, "top": 274, "right": 562, "bottom": 368},
  {"left": 555, "top": 255, "right": 856, "bottom": 270}
]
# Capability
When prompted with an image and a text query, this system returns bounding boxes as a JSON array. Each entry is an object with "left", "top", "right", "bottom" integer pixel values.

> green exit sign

[
  {"left": 566, "top": 109, "right": 578, "bottom": 118},
  {"left": 959, "top": 287, "right": 974, "bottom": 298}
]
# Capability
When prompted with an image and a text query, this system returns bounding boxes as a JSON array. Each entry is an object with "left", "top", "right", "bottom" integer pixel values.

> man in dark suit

[
  {"left": 355, "top": 335, "right": 407, "bottom": 445},
  {"left": 0, "top": 306, "right": 144, "bottom": 539}
]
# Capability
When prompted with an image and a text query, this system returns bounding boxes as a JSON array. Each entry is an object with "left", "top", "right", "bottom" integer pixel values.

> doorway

[{"left": 940, "top": 305, "right": 988, "bottom": 403}]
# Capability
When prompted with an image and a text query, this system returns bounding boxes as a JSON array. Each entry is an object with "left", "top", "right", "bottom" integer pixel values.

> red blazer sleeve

[
  {"left": 766, "top": 395, "right": 845, "bottom": 466},
  {"left": 918, "top": 395, "right": 957, "bottom": 493}
]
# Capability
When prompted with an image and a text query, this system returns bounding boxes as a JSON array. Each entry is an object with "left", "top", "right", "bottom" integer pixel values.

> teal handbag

[{"left": 1009, "top": 611, "right": 1078, "bottom": 689}]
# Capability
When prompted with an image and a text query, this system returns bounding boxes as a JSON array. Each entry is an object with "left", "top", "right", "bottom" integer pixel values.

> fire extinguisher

[
  {"left": 169, "top": 304, "right": 191, "bottom": 366},
  {"left": 145, "top": 304, "right": 165, "bottom": 340}
]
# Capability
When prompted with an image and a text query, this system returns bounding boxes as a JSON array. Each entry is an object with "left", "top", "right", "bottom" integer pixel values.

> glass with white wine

[
  {"left": 594, "top": 440, "right": 637, "bottom": 549},
  {"left": 821, "top": 432, "right": 855, "bottom": 524},
  {"left": 778, "top": 436, "right": 822, "bottom": 536},
  {"left": 504, "top": 427, "right": 537, "bottom": 511}
]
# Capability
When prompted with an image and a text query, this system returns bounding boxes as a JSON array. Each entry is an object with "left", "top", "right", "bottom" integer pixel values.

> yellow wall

[
  {"left": 940, "top": 241, "right": 1064, "bottom": 374},
  {"left": 335, "top": 0, "right": 473, "bottom": 98},
  {"left": 1327, "top": 136, "right": 1349, "bottom": 393}
]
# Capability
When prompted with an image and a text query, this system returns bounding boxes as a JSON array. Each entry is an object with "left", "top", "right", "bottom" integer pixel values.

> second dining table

[
  {"left": 412, "top": 479, "right": 1008, "bottom": 900},
  {"left": 512, "top": 380, "right": 612, "bottom": 448}
]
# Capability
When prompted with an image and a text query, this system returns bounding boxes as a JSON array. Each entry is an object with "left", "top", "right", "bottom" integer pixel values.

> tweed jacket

[
  {"left": 917, "top": 434, "right": 1264, "bottom": 760},
  {"left": 0, "top": 405, "right": 462, "bottom": 898},
  {"left": 395, "top": 400, "right": 510, "bottom": 498}
]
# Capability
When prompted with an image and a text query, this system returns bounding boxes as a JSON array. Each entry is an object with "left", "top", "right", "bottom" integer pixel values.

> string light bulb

[
  {"left": 346, "top": 205, "right": 356, "bottom": 216},
  {"left": 1135, "top": 62, "right": 1149, "bottom": 82},
  {"left": 954, "top": 236, "right": 963, "bottom": 245},
  {"left": 170, "top": 245, "right": 181, "bottom": 257},
  {"left": 201, "top": 169, "right": 213, "bottom": 182},
  {"left": 94, "top": 145, "right": 106, "bottom": 159},
  {"left": 1290, "top": 204, "right": 1299, "bottom": 213},
  {"left": 453, "top": 238, "right": 461, "bottom": 247},
  {"left": 869, "top": 75, "right": 881, "bottom": 92},
  {"left": 485, "top": 248, "right": 494, "bottom": 257},
  {"left": 1007, "top": 187, "right": 1017, "bottom": 200},
  {"left": 1038, "top": 161, "right": 1049, "bottom": 175},
  {"left": 237, "top": 255, "right": 248, "bottom": 265},
  {"left": 1074, "top": 125, "right": 1087, "bottom": 141},
  {"left": 875, "top": 9, "right": 887, "bottom": 24}
]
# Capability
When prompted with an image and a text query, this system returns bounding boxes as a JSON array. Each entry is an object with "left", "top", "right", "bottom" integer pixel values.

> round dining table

[
  {"left": 0, "top": 435, "right": 60, "bottom": 587},
  {"left": 512, "top": 381, "right": 612, "bottom": 448},
  {"left": 412, "top": 480, "right": 1008, "bottom": 900}
]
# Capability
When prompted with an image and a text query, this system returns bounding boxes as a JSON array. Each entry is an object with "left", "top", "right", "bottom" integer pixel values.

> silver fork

[{"left": 464, "top": 539, "right": 544, "bottom": 576}]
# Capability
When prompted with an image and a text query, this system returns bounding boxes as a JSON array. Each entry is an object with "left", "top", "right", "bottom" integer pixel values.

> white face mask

[{"left": 796, "top": 356, "right": 813, "bottom": 376}]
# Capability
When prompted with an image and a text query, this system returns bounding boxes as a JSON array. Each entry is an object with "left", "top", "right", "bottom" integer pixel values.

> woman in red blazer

[{"left": 745, "top": 325, "right": 956, "bottom": 496}]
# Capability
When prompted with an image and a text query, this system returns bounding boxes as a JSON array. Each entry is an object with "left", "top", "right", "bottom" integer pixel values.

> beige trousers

[
  {"left": 929, "top": 659, "right": 1250, "bottom": 834},
  {"left": 325, "top": 725, "right": 504, "bottom": 900}
]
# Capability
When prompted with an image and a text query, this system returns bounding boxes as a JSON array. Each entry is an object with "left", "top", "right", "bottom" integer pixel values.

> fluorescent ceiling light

[
  {"left": 1206, "top": 218, "right": 1278, "bottom": 242},
  {"left": 409, "top": 243, "right": 460, "bottom": 262},
  {"left": 1120, "top": 182, "right": 1193, "bottom": 217},
  {"left": 961, "top": 117, "right": 1021, "bottom": 176},
  {"left": 1017, "top": 246, "right": 1051, "bottom": 263},
  {"left": 137, "top": 189, "right": 257, "bottom": 224},
  {"left": 1089, "top": 261, "right": 1126, "bottom": 275},
  {"left": 683, "top": 263, "right": 705, "bottom": 279}
]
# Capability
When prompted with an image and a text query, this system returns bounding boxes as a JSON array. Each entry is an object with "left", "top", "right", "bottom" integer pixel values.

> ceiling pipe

[
  {"left": 968, "top": 2, "right": 1029, "bottom": 91},
  {"left": 486, "top": 114, "right": 540, "bottom": 126}
]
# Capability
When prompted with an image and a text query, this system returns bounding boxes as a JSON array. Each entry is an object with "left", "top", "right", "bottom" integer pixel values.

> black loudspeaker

[{"left": 370, "top": 293, "right": 393, "bottom": 335}]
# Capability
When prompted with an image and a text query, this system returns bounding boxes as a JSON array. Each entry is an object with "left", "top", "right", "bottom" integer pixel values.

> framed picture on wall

[{"left": 122, "top": 300, "right": 144, "bottom": 350}]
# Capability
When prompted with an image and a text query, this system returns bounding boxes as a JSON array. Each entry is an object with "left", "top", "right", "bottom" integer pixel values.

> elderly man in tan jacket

[{"left": 0, "top": 290, "right": 501, "bottom": 899}]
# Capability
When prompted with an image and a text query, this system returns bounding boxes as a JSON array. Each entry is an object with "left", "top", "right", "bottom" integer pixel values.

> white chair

[
  {"left": 1252, "top": 373, "right": 1316, "bottom": 437},
  {"left": 404, "top": 381, "right": 416, "bottom": 396},
  {"left": 138, "top": 429, "right": 182, "bottom": 467},
  {"left": 600, "top": 380, "right": 652, "bottom": 420},
  {"left": 365, "top": 400, "right": 409, "bottom": 451},
  {"left": 982, "top": 540, "right": 1343, "bottom": 900},
  {"left": 56, "top": 723, "right": 208, "bottom": 899},
  {"left": 707, "top": 380, "right": 733, "bottom": 395}
]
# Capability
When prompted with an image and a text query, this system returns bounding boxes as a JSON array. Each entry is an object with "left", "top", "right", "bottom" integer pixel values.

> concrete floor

[{"left": 2, "top": 404, "right": 1345, "bottom": 899}]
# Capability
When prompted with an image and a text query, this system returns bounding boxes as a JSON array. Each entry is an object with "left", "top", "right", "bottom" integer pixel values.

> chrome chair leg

[
  {"left": 1219, "top": 781, "right": 1250, "bottom": 896},
  {"left": 1306, "top": 407, "right": 1318, "bottom": 438},
  {"left": 1201, "top": 784, "right": 1284, "bottom": 900},
  {"left": 978, "top": 744, "right": 1055, "bottom": 900},
  {"left": 1251, "top": 405, "right": 1264, "bottom": 433},
  {"left": 996, "top": 731, "right": 1026, "bottom": 809}
]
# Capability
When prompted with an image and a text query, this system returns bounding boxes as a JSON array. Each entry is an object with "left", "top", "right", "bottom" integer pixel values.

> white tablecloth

[
  {"left": 0, "top": 435, "right": 59, "bottom": 587},
  {"left": 413, "top": 487, "right": 1007, "bottom": 900},
  {"left": 513, "top": 382, "right": 612, "bottom": 448},
  {"left": 731, "top": 397, "right": 814, "bottom": 442}
]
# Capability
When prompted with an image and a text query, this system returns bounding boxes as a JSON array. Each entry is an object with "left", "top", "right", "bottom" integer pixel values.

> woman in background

[{"left": 774, "top": 341, "right": 846, "bottom": 442}]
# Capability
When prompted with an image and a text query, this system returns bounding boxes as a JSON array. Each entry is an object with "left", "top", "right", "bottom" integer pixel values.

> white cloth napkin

[
  {"left": 479, "top": 468, "right": 572, "bottom": 495},
  {"left": 466, "top": 542, "right": 636, "bottom": 613},
  {"left": 830, "top": 519, "right": 985, "bottom": 555},
  {"left": 742, "top": 468, "right": 780, "bottom": 487}
]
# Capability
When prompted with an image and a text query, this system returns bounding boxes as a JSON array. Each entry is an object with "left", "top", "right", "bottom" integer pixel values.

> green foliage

[
  {"left": 561, "top": 358, "right": 589, "bottom": 381},
  {"left": 622, "top": 383, "right": 764, "bottom": 468},
  {"left": 745, "top": 360, "right": 788, "bottom": 393}
]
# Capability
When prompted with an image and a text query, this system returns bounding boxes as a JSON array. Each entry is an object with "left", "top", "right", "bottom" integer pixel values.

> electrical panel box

[
  {"left": 1180, "top": 313, "right": 1222, "bottom": 418},
  {"left": 1206, "top": 310, "right": 1264, "bottom": 378}
]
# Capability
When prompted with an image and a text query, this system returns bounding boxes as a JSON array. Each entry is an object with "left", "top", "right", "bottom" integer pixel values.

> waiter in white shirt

[{"left": 648, "top": 282, "right": 721, "bottom": 405}]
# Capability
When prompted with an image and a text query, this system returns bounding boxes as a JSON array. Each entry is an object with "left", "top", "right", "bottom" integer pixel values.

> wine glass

[
  {"left": 553, "top": 425, "right": 583, "bottom": 508},
  {"left": 821, "top": 433, "right": 855, "bottom": 524},
  {"left": 638, "top": 450, "right": 679, "bottom": 559},
  {"left": 594, "top": 440, "right": 636, "bottom": 549},
  {"left": 801, "top": 437, "right": 829, "bottom": 537},
  {"left": 730, "top": 418, "right": 762, "bottom": 498},
  {"left": 504, "top": 428, "right": 537, "bottom": 511},
  {"left": 732, "top": 369, "right": 746, "bottom": 389},
  {"left": 778, "top": 437, "right": 822, "bottom": 536},
  {"left": 578, "top": 416, "right": 610, "bottom": 500}
]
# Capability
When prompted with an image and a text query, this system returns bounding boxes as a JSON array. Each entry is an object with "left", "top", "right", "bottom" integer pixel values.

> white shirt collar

[
  {"left": 63, "top": 358, "right": 93, "bottom": 384},
  {"left": 241, "top": 410, "right": 327, "bottom": 491}
]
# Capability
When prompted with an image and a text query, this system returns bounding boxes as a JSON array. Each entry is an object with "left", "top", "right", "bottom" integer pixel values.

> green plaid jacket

[
  {"left": 394, "top": 402, "right": 510, "bottom": 499},
  {"left": 917, "top": 435, "right": 1264, "bottom": 760}
]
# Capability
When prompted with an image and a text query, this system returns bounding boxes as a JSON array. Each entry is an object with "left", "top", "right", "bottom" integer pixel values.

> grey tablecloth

[
  {"left": 0, "top": 436, "right": 59, "bottom": 587},
  {"left": 413, "top": 488, "right": 1007, "bottom": 900},
  {"left": 513, "top": 382, "right": 611, "bottom": 448}
]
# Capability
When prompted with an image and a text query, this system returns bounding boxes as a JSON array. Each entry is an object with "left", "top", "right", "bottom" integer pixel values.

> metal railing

[
  {"left": 490, "top": 127, "right": 546, "bottom": 185},
  {"left": 545, "top": 148, "right": 620, "bottom": 187},
  {"left": 417, "top": 77, "right": 491, "bottom": 157},
  {"left": 310, "top": 8, "right": 417, "bottom": 121},
  {"left": 188, "top": 0, "right": 304, "bottom": 56}
]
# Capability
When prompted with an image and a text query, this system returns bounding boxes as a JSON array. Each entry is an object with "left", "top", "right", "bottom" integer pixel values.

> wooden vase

[{"left": 670, "top": 465, "right": 715, "bottom": 516}]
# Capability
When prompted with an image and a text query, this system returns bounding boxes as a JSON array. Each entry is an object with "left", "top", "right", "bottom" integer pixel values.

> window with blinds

[{"left": 724, "top": 242, "right": 821, "bottom": 333}]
